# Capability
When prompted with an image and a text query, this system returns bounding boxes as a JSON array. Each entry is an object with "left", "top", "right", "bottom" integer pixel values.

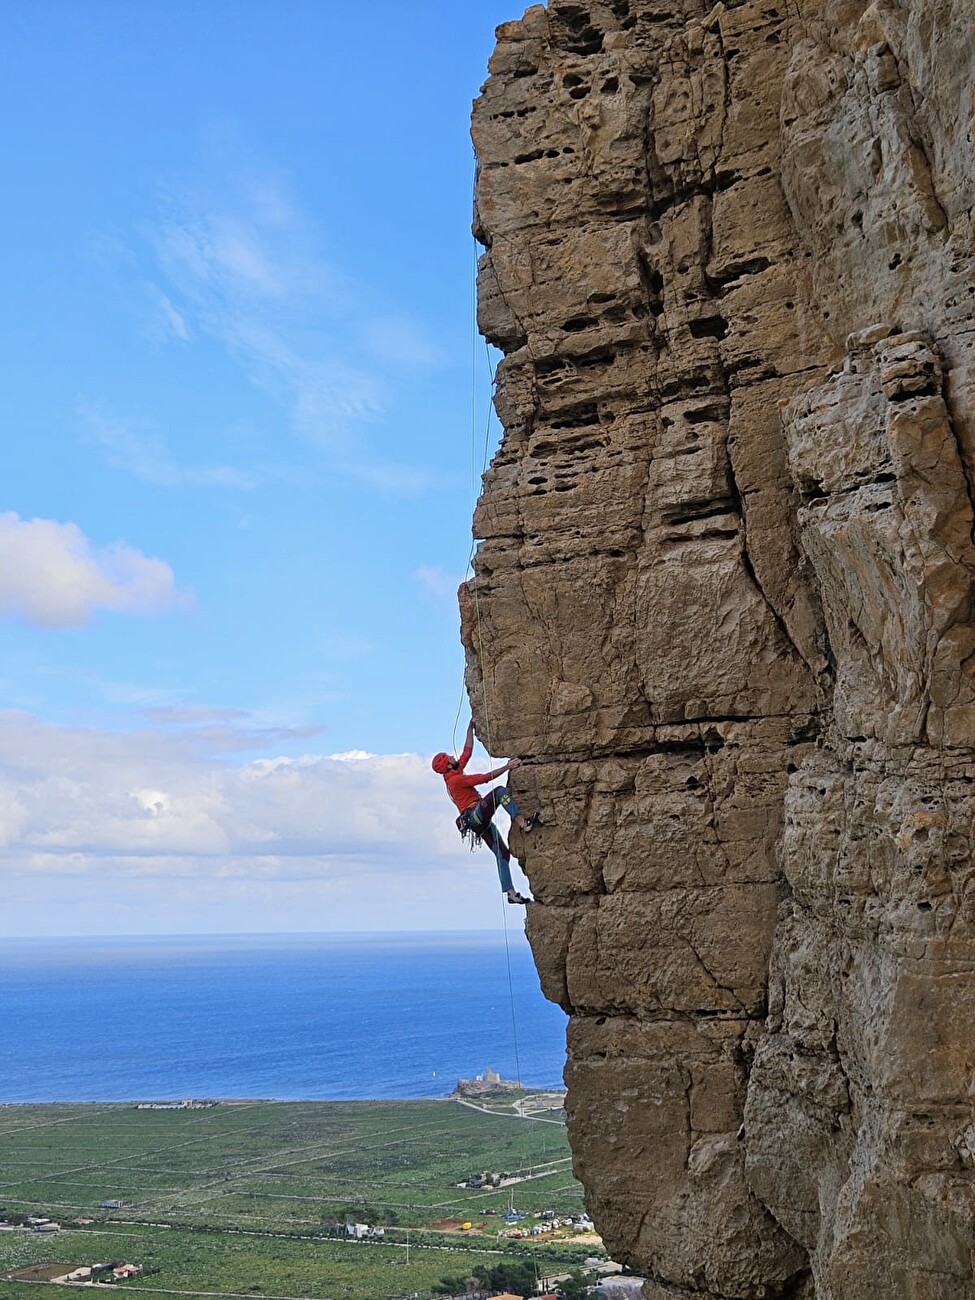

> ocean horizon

[{"left": 0, "top": 929, "right": 568, "bottom": 1105}]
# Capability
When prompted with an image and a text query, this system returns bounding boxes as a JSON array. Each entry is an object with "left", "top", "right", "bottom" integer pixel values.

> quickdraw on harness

[
  {"left": 456, "top": 790, "right": 516, "bottom": 851},
  {"left": 456, "top": 805, "right": 483, "bottom": 851}
]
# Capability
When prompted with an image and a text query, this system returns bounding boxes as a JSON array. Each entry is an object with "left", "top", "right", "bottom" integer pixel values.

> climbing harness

[{"left": 456, "top": 806, "right": 480, "bottom": 849}]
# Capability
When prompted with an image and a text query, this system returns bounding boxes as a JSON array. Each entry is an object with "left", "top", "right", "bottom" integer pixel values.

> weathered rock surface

[{"left": 465, "top": 3, "right": 975, "bottom": 1297}]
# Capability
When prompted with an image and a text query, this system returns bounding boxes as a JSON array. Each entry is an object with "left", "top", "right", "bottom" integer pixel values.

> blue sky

[{"left": 0, "top": 1, "right": 528, "bottom": 935}]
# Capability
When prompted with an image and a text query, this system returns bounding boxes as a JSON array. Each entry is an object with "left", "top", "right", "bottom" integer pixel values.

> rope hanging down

[
  {"left": 470, "top": 313, "right": 526, "bottom": 1088},
  {"left": 456, "top": 186, "right": 525, "bottom": 1088}
]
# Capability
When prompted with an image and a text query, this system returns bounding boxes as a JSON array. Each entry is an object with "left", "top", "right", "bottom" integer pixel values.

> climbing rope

[
  {"left": 447, "top": 161, "right": 554, "bottom": 1110},
  {"left": 499, "top": 889, "right": 525, "bottom": 1088},
  {"left": 451, "top": 265, "right": 500, "bottom": 753}
]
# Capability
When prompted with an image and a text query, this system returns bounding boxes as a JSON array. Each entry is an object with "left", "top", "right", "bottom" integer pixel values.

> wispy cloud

[
  {"left": 0, "top": 513, "right": 187, "bottom": 628},
  {"left": 144, "top": 284, "right": 192, "bottom": 343},
  {"left": 143, "top": 157, "right": 437, "bottom": 464},
  {"left": 139, "top": 704, "right": 325, "bottom": 754},
  {"left": 80, "top": 404, "right": 255, "bottom": 490}
]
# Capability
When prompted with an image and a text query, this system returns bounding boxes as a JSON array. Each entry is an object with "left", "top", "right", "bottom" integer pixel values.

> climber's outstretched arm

[{"left": 458, "top": 718, "right": 475, "bottom": 770}]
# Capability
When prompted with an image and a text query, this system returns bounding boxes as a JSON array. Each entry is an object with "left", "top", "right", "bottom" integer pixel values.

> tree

[
  {"left": 433, "top": 1276, "right": 472, "bottom": 1297},
  {"left": 438, "top": 1260, "right": 537, "bottom": 1299},
  {"left": 556, "top": 1268, "right": 593, "bottom": 1300},
  {"left": 486, "top": 1260, "right": 538, "bottom": 1296}
]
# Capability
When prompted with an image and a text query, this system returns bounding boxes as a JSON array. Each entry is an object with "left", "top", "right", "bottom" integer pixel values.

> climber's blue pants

[{"left": 466, "top": 786, "right": 521, "bottom": 893}]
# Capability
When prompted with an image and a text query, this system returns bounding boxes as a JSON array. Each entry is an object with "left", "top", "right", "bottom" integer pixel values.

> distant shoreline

[
  {"left": 0, "top": 1090, "right": 567, "bottom": 1108},
  {"left": 0, "top": 927, "right": 531, "bottom": 945}
]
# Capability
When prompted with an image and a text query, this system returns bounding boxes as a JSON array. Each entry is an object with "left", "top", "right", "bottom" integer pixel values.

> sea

[{"left": 0, "top": 931, "right": 568, "bottom": 1104}]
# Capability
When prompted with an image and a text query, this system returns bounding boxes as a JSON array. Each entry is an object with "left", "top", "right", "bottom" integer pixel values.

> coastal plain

[{"left": 0, "top": 1097, "right": 595, "bottom": 1299}]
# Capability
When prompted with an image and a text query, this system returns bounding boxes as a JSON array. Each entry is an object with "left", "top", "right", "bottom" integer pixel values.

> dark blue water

[{"left": 0, "top": 931, "right": 567, "bottom": 1103}]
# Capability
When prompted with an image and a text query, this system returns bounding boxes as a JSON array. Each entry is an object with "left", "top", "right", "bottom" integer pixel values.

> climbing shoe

[
  {"left": 522, "top": 812, "right": 541, "bottom": 833},
  {"left": 506, "top": 891, "right": 530, "bottom": 905}
]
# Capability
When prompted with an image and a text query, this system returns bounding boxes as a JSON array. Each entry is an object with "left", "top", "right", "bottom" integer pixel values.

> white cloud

[
  {"left": 0, "top": 711, "right": 460, "bottom": 871},
  {"left": 0, "top": 709, "right": 534, "bottom": 935},
  {"left": 0, "top": 514, "right": 186, "bottom": 628}
]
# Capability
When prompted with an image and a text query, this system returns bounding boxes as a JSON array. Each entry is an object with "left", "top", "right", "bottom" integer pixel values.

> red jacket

[{"left": 443, "top": 737, "right": 492, "bottom": 813}]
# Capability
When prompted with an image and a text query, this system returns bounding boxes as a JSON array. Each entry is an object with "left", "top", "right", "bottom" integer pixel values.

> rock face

[{"left": 465, "top": 3, "right": 975, "bottom": 1297}]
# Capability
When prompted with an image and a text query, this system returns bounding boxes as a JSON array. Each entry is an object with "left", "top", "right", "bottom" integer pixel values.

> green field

[{"left": 0, "top": 1098, "right": 597, "bottom": 1299}]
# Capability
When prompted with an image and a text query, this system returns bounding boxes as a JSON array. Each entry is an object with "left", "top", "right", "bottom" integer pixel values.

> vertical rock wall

[{"left": 465, "top": 3, "right": 975, "bottom": 1297}]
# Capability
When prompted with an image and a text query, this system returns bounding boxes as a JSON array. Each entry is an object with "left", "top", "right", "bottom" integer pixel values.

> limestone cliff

[{"left": 463, "top": 3, "right": 975, "bottom": 1297}]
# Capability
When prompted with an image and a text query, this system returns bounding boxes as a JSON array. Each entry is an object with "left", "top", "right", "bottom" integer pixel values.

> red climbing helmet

[{"left": 431, "top": 752, "right": 452, "bottom": 774}]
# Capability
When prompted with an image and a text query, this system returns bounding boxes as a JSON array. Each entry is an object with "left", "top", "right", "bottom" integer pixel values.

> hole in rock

[
  {"left": 688, "top": 315, "right": 729, "bottom": 340},
  {"left": 575, "top": 346, "right": 617, "bottom": 369},
  {"left": 664, "top": 498, "right": 735, "bottom": 526},
  {"left": 684, "top": 402, "right": 727, "bottom": 424},
  {"left": 568, "top": 32, "right": 605, "bottom": 56},
  {"left": 535, "top": 357, "right": 574, "bottom": 382},
  {"left": 563, "top": 315, "right": 598, "bottom": 332},
  {"left": 549, "top": 405, "right": 601, "bottom": 430},
  {"left": 708, "top": 256, "right": 771, "bottom": 291}
]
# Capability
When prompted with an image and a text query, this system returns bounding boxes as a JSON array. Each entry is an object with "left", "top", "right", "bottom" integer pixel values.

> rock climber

[{"left": 432, "top": 719, "right": 539, "bottom": 905}]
